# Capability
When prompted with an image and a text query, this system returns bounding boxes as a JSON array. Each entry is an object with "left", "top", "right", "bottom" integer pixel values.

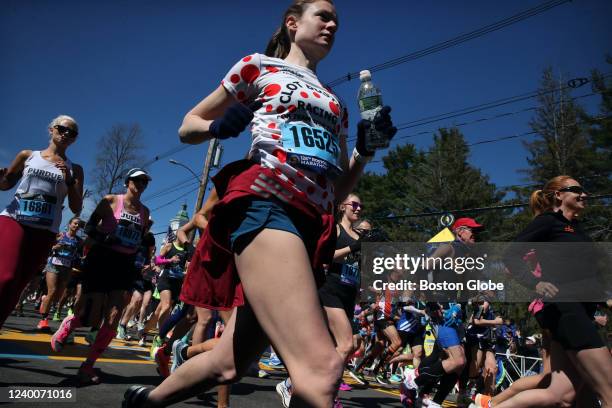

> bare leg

[
  {"left": 234, "top": 230, "right": 343, "bottom": 407},
  {"left": 324, "top": 306, "right": 355, "bottom": 362},
  {"left": 192, "top": 307, "right": 213, "bottom": 345},
  {"left": 482, "top": 350, "right": 497, "bottom": 395},
  {"left": 148, "top": 303, "right": 269, "bottom": 406},
  {"left": 568, "top": 347, "right": 612, "bottom": 407},
  {"left": 495, "top": 341, "right": 579, "bottom": 408},
  {"left": 121, "top": 291, "right": 143, "bottom": 327}
]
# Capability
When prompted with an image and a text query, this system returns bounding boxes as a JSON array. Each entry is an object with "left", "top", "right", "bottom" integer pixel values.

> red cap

[{"left": 452, "top": 217, "right": 483, "bottom": 231}]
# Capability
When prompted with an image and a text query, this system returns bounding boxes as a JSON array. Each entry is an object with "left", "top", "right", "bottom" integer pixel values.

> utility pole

[{"left": 193, "top": 138, "right": 219, "bottom": 215}]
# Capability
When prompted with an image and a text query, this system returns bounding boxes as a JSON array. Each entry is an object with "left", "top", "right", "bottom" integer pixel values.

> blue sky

[{"left": 1, "top": 0, "right": 611, "bottom": 236}]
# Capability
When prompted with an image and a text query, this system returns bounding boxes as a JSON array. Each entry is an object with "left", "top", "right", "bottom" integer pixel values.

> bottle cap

[{"left": 359, "top": 70, "right": 371, "bottom": 81}]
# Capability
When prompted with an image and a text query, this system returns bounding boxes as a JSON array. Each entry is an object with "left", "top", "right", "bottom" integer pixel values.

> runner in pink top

[{"left": 51, "top": 168, "right": 151, "bottom": 385}]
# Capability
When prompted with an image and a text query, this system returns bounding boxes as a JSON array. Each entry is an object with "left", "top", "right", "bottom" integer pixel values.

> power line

[
  {"left": 326, "top": 0, "right": 571, "bottom": 87},
  {"left": 143, "top": 176, "right": 196, "bottom": 200},
  {"left": 150, "top": 185, "right": 200, "bottom": 212},
  {"left": 348, "top": 90, "right": 601, "bottom": 144},
  {"left": 141, "top": 144, "right": 190, "bottom": 169},
  {"left": 369, "top": 114, "right": 611, "bottom": 163},
  {"left": 373, "top": 193, "right": 612, "bottom": 221},
  {"left": 346, "top": 72, "right": 612, "bottom": 144}
]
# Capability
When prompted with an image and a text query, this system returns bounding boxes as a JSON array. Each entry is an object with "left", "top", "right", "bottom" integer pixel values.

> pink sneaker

[
  {"left": 338, "top": 382, "right": 352, "bottom": 391},
  {"left": 333, "top": 398, "right": 343, "bottom": 408},
  {"left": 51, "top": 315, "right": 78, "bottom": 352}
]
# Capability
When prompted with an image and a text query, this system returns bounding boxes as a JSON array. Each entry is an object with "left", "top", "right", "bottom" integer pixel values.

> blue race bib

[
  {"left": 339, "top": 263, "right": 360, "bottom": 287},
  {"left": 281, "top": 123, "right": 341, "bottom": 177},
  {"left": 115, "top": 225, "right": 142, "bottom": 249},
  {"left": 17, "top": 196, "right": 56, "bottom": 226}
]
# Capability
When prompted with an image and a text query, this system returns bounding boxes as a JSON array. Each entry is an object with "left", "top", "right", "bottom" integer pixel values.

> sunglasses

[
  {"left": 54, "top": 125, "right": 78, "bottom": 138},
  {"left": 343, "top": 201, "right": 364, "bottom": 211},
  {"left": 130, "top": 177, "right": 149, "bottom": 185},
  {"left": 558, "top": 186, "right": 587, "bottom": 195}
]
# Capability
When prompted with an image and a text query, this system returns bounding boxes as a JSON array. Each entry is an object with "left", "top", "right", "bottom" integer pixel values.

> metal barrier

[{"left": 496, "top": 353, "right": 542, "bottom": 384}]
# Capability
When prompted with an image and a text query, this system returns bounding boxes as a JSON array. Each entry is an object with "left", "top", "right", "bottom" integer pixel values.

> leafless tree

[{"left": 91, "top": 124, "right": 145, "bottom": 200}]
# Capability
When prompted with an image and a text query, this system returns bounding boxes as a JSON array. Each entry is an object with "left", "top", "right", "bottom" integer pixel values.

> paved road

[{"left": 0, "top": 307, "right": 412, "bottom": 407}]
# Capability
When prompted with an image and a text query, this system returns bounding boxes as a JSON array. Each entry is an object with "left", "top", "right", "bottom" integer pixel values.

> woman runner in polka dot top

[{"left": 122, "top": 1, "right": 397, "bottom": 407}]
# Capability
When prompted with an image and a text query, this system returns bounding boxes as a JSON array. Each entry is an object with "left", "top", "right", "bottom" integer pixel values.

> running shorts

[
  {"left": 399, "top": 326, "right": 425, "bottom": 348},
  {"left": 230, "top": 197, "right": 301, "bottom": 253},
  {"left": 318, "top": 274, "right": 358, "bottom": 322},
  {"left": 132, "top": 278, "right": 154, "bottom": 294},
  {"left": 157, "top": 274, "right": 183, "bottom": 301},
  {"left": 80, "top": 244, "right": 138, "bottom": 293},
  {"left": 44, "top": 263, "right": 72, "bottom": 280},
  {"left": 540, "top": 302, "right": 604, "bottom": 351},
  {"left": 180, "top": 160, "right": 336, "bottom": 311}
]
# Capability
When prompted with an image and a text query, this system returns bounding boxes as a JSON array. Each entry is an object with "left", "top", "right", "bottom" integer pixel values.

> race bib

[
  {"left": 16, "top": 194, "right": 57, "bottom": 227},
  {"left": 115, "top": 225, "right": 142, "bottom": 249},
  {"left": 166, "top": 265, "right": 185, "bottom": 279},
  {"left": 339, "top": 263, "right": 360, "bottom": 287},
  {"left": 134, "top": 253, "right": 146, "bottom": 269},
  {"left": 281, "top": 123, "right": 341, "bottom": 177},
  {"left": 51, "top": 247, "right": 73, "bottom": 266}
]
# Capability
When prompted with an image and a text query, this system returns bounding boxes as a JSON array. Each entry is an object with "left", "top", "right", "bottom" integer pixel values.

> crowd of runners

[{"left": 0, "top": 1, "right": 611, "bottom": 407}]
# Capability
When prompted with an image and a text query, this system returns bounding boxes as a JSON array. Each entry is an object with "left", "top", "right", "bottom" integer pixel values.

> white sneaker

[
  {"left": 402, "top": 366, "right": 418, "bottom": 390},
  {"left": 275, "top": 380, "right": 291, "bottom": 408}
]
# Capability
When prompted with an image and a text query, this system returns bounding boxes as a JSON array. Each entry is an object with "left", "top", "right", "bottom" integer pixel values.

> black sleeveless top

[{"left": 328, "top": 224, "right": 361, "bottom": 288}]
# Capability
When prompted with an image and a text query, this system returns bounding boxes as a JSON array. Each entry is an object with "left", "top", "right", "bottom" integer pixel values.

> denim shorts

[{"left": 229, "top": 198, "right": 301, "bottom": 254}]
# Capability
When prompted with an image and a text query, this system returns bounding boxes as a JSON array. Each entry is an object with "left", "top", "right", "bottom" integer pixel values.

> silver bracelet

[{"left": 352, "top": 148, "right": 373, "bottom": 164}]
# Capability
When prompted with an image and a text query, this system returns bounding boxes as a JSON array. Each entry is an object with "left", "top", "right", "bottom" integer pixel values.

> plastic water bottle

[{"left": 357, "top": 70, "right": 389, "bottom": 150}]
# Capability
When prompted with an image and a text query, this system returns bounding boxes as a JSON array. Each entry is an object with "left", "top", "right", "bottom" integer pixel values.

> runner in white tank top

[{"left": 0, "top": 114, "right": 83, "bottom": 329}]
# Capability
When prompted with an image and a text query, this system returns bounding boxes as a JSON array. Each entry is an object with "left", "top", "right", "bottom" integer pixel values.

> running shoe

[
  {"left": 338, "top": 382, "right": 352, "bottom": 391},
  {"left": 275, "top": 380, "right": 291, "bottom": 408},
  {"left": 77, "top": 364, "right": 100, "bottom": 384},
  {"left": 263, "top": 355, "right": 284, "bottom": 368},
  {"left": 127, "top": 319, "right": 137, "bottom": 329},
  {"left": 375, "top": 374, "right": 389, "bottom": 385},
  {"left": 402, "top": 366, "right": 418, "bottom": 390},
  {"left": 149, "top": 335, "right": 163, "bottom": 360},
  {"left": 37, "top": 318, "right": 50, "bottom": 331},
  {"left": 67, "top": 307, "right": 74, "bottom": 316},
  {"left": 171, "top": 339, "right": 187, "bottom": 373},
  {"left": 52, "top": 310, "right": 62, "bottom": 321},
  {"left": 400, "top": 382, "right": 417, "bottom": 408},
  {"left": 258, "top": 369, "right": 269, "bottom": 378},
  {"left": 122, "top": 385, "right": 152, "bottom": 408},
  {"left": 389, "top": 374, "right": 403, "bottom": 384},
  {"left": 138, "top": 336, "right": 146, "bottom": 347},
  {"left": 348, "top": 369, "right": 369, "bottom": 386},
  {"left": 50, "top": 315, "right": 77, "bottom": 352},
  {"left": 474, "top": 394, "right": 492, "bottom": 408},
  {"left": 333, "top": 398, "right": 343, "bottom": 408},
  {"left": 154, "top": 347, "right": 170, "bottom": 378},
  {"left": 116, "top": 325, "right": 127, "bottom": 340},
  {"left": 85, "top": 329, "right": 98, "bottom": 346}
]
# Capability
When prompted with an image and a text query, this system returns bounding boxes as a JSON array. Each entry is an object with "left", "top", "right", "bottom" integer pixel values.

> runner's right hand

[
  {"left": 535, "top": 281, "right": 559, "bottom": 298},
  {"left": 209, "top": 100, "right": 263, "bottom": 139}
]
